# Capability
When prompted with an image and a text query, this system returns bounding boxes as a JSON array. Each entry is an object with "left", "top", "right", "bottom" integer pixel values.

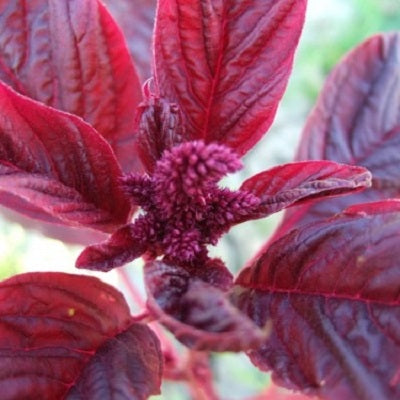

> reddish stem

[
  {"left": 117, "top": 267, "right": 221, "bottom": 399},
  {"left": 185, "top": 351, "right": 220, "bottom": 400},
  {"left": 117, "top": 266, "right": 182, "bottom": 373}
]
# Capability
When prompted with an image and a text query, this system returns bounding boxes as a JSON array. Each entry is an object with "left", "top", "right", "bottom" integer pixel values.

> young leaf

[
  {"left": 102, "top": 0, "right": 157, "bottom": 83},
  {"left": 239, "top": 161, "right": 370, "bottom": 221},
  {"left": 0, "top": 0, "right": 142, "bottom": 172},
  {"left": 274, "top": 33, "right": 400, "bottom": 237},
  {"left": 135, "top": 97, "right": 184, "bottom": 172},
  {"left": 76, "top": 224, "right": 146, "bottom": 271},
  {"left": 0, "top": 272, "right": 162, "bottom": 400},
  {"left": 0, "top": 83, "right": 131, "bottom": 231},
  {"left": 234, "top": 201, "right": 400, "bottom": 400},
  {"left": 145, "top": 260, "right": 268, "bottom": 352},
  {"left": 154, "top": 0, "right": 307, "bottom": 155}
]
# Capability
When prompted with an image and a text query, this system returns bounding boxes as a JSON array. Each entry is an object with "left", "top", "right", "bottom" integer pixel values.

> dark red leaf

[
  {"left": 234, "top": 201, "right": 400, "bottom": 400},
  {"left": 0, "top": 0, "right": 142, "bottom": 173},
  {"left": 145, "top": 260, "right": 268, "bottom": 351},
  {"left": 76, "top": 224, "right": 146, "bottom": 271},
  {"left": 239, "top": 161, "right": 370, "bottom": 221},
  {"left": 154, "top": 0, "right": 307, "bottom": 155},
  {"left": 273, "top": 33, "right": 400, "bottom": 238},
  {"left": 0, "top": 272, "right": 162, "bottom": 400},
  {"left": 102, "top": 0, "right": 157, "bottom": 83},
  {"left": 0, "top": 82, "right": 131, "bottom": 231},
  {"left": 298, "top": 33, "right": 400, "bottom": 170},
  {"left": 66, "top": 324, "right": 162, "bottom": 400}
]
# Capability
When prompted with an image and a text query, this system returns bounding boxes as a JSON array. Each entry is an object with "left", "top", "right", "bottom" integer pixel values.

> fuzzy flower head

[
  {"left": 123, "top": 141, "right": 260, "bottom": 264},
  {"left": 76, "top": 141, "right": 261, "bottom": 271}
]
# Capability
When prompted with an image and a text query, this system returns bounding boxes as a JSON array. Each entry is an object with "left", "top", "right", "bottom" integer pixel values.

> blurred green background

[{"left": 0, "top": 0, "right": 399, "bottom": 399}]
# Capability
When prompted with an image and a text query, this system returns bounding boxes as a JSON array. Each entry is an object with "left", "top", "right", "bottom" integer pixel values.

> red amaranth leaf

[
  {"left": 0, "top": 272, "right": 162, "bottom": 400},
  {"left": 234, "top": 201, "right": 400, "bottom": 400},
  {"left": 239, "top": 161, "right": 371, "bottom": 221},
  {"left": 154, "top": 0, "right": 307, "bottom": 155},
  {"left": 273, "top": 33, "right": 400, "bottom": 239},
  {"left": 102, "top": 0, "right": 157, "bottom": 83},
  {"left": 65, "top": 324, "right": 162, "bottom": 399},
  {"left": 0, "top": 0, "right": 142, "bottom": 173},
  {"left": 298, "top": 33, "right": 400, "bottom": 170},
  {"left": 144, "top": 260, "right": 268, "bottom": 352},
  {"left": 0, "top": 82, "right": 131, "bottom": 231},
  {"left": 76, "top": 224, "right": 146, "bottom": 271}
]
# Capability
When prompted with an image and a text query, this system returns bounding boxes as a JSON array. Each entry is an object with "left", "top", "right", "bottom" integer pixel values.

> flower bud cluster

[{"left": 123, "top": 141, "right": 259, "bottom": 264}]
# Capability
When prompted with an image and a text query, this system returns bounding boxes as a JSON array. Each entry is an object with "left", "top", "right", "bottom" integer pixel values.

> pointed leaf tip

[
  {"left": 76, "top": 224, "right": 146, "bottom": 271},
  {"left": 240, "top": 161, "right": 371, "bottom": 221}
]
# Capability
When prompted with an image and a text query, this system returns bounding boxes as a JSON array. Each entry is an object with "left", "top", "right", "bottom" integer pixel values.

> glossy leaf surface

[
  {"left": 0, "top": 83, "right": 131, "bottom": 231},
  {"left": 0, "top": 0, "right": 142, "bottom": 172},
  {"left": 240, "top": 161, "right": 370, "bottom": 221},
  {"left": 103, "top": 0, "right": 157, "bottom": 82},
  {"left": 274, "top": 33, "right": 400, "bottom": 238},
  {"left": 0, "top": 272, "right": 162, "bottom": 400},
  {"left": 145, "top": 260, "right": 268, "bottom": 351},
  {"left": 154, "top": 0, "right": 307, "bottom": 155},
  {"left": 234, "top": 201, "right": 400, "bottom": 400}
]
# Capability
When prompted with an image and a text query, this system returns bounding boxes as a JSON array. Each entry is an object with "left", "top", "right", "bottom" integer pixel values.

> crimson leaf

[
  {"left": 76, "top": 224, "right": 146, "bottom": 271},
  {"left": 145, "top": 260, "right": 268, "bottom": 351},
  {"left": 0, "top": 272, "right": 162, "bottom": 400},
  {"left": 103, "top": 0, "right": 157, "bottom": 83},
  {"left": 239, "top": 161, "right": 370, "bottom": 221},
  {"left": 298, "top": 33, "right": 400, "bottom": 169},
  {"left": 0, "top": 82, "right": 131, "bottom": 231},
  {"left": 153, "top": 0, "right": 307, "bottom": 155},
  {"left": 66, "top": 324, "right": 162, "bottom": 400},
  {"left": 233, "top": 201, "right": 400, "bottom": 400},
  {"left": 0, "top": 0, "right": 142, "bottom": 173},
  {"left": 273, "top": 33, "right": 400, "bottom": 238}
]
